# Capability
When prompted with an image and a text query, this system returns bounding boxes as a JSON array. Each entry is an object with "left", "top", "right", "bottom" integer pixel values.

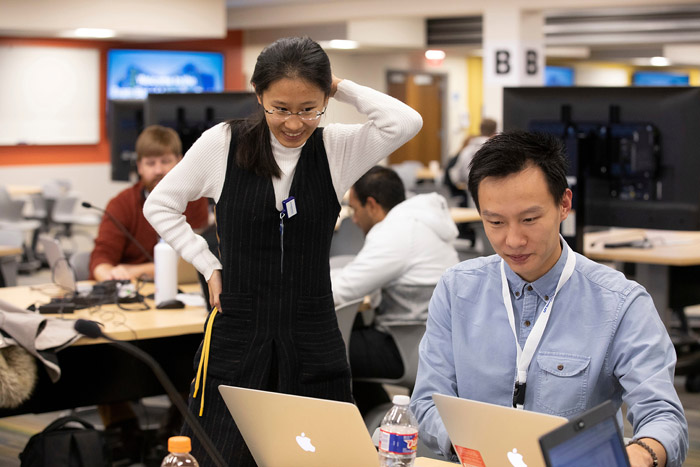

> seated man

[
  {"left": 332, "top": 166, "right": 459, "bottom": 412},
  {"left": 90, "top": 125, "right": 209, "bottom": 281},
  {"left": 446, "top": 117, "right": 497, "bottom": 199},
  {"left": 88, "top": 125, "right": 209, "bottom": 461},
  {"left": 411, "top": 131, "right": 688, "bottom": 467}
]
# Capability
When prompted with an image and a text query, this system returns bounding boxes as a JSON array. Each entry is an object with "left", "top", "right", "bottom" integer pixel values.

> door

[{"left": 387, "top": 71, "right": 445, "bottom": 166}]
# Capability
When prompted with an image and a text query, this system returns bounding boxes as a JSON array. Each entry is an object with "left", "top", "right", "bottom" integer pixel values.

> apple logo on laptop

[
  {"left": 507, "top": 448, "right": 527, "bottom": 467},
  {"left": 296, "top": 432, "right": 316, "bottom": 453}
]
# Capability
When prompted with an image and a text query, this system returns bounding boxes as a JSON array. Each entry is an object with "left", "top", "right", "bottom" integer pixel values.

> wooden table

[
  {"left": 584, "top": 228, "right": 700, "bottom": 376},
  {"left": 449, "top": 207, "right": 480, "bottom": 224},
  {"left": 0, "top": 282, "right": 208, "bottom": 417},
  {"left": 415, "top": 457, "right": 454, "bottom": 466},
  {"left": 5, "top": 185, "right": 41, "bottom": 197},
  {"left": 416, "top": 166, "right": 439, "bottom": 182},
  {"left": 584, "top": 229, "right": 700, "bottom": 266},
  {"left": 584, "top": 229, "right": 700, "bottom": 319}
]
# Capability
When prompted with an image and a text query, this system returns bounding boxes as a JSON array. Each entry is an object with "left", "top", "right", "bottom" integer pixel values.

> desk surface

[
  {"left": 0, "top": 282, "right": 208, "bottom": 344},
  {"left": 0, "top": 245, "right": 22, "bottom": 257},
  {"left": 450, "top": 207, "right": 480, "bottom": 224},
  {"left": 414, "top": 457, "right": 453, "bottom": 466},
  {"left": 5, "top": 185, "right": 41, "bottom": 197},
  {"left": 584, "top": 228, "right": 700, "bottom": 266},
  {"left": 416, "top": 166, "right": 439, "bottom": 181}
]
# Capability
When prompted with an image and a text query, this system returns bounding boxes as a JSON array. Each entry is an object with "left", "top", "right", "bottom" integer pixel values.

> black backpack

[{"left": 19, "top": 415, "right": 109, "bottom": 467}]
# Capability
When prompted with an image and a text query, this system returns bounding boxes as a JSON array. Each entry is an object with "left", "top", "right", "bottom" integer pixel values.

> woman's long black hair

[{"left": 231, "top": 36, "right": 332, "bottom": 178}]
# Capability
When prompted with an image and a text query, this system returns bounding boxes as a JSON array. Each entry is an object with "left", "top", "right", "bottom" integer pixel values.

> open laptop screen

[
  {"left": 39, "top": 234, "right": 76, "bottom": 292},
  {"left": 539, "top": 401, "right": 630, "bottom": 467}
]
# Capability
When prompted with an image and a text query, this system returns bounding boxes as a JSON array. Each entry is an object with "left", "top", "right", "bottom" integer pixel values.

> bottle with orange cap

[{"left": 161, "top": 435, "right": 199, "bottom": 466}]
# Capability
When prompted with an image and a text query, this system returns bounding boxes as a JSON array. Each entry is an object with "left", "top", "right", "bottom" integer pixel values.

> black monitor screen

[
  {"left": 503, "top": 87, "right": 700, "bottom": 231},
  {"left": 546, "top": 418, "right": 628, "bottom": 467}
]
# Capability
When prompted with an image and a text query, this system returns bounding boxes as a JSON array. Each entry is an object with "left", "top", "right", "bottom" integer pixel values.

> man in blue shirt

[{"left": 410, "top": 131, "right": 688, "bottom": 467}]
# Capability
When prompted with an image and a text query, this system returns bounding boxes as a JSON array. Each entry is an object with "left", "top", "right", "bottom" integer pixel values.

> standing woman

[{"left": 144, "top": 36, "right": 422, "bottom": 465}]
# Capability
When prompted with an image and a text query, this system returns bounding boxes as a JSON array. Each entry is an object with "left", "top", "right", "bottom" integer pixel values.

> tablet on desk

[{"left": 539, "top": 400, "right": 630, "bottom": 467}]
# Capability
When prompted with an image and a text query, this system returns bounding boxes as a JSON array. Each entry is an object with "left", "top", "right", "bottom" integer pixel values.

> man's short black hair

[
  {"left": 353, "top": 166, "right": 406, "bottom": 212},
  {"left": 467, "top": 131, "right": 569, "bottom": 211}
]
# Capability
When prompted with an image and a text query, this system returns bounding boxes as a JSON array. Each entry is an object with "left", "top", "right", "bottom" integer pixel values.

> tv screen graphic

[
  {"left": 107, "top": 49, "right": 224, "bottom": 100},
  {"left": 545, "top": 66, "right": 575, "bottom": 86},
  {"left": 633, "top": 71, "right": 689, "bottom": 86}
]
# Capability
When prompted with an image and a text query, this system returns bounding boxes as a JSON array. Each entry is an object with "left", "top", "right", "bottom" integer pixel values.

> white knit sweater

[{"left": 144, "top": 79, "right": 423, "bottom": 280}]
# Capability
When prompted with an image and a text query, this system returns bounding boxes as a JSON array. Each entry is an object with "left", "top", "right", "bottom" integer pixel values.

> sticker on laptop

[{"left": 454, "top": 445, "right": 486, "bottom": 467}]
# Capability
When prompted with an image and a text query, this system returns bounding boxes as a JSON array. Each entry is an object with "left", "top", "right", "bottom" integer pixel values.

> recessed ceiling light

[
  {"left": 73, "top": 28, "right": 116, "bottom": 38},
  {"left": 425, "top": 50, "right": 446, "bottom": 60},
  {"left": 650, "top": 56, "right": 669, "bottom": 66},
  {"left": 328, "top": 40, "right": 358, "bottom": 50}
]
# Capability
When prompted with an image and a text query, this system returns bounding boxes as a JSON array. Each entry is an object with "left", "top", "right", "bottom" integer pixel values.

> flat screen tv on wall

[
  {"left": 545, "top": 66, "right": 575, "bottom": 86},
  {"left": 632, "top": 71, "right": 689, "bottom": 86},
  {"left": 107, "top": 49, "right": 224, "bottom": 100}
]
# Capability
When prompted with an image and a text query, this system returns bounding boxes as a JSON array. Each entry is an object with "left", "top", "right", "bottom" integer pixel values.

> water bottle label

[{"left": 378, "top": 429, "right": 418, "bottom": 455}]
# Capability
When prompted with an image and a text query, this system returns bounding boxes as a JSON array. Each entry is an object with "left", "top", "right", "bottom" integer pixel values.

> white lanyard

[{"left": 500, "top": 242, "right": 576, "bottom": 409}]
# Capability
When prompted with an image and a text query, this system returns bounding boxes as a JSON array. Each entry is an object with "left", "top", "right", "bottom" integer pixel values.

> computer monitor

[
  {"left": 545, "top": 66, "right": 575, "bottom": 87},
  {"left": 633, "top": 71, "right": 689, "bottom": 86},
  {"left": 503, "top": 87, "right": 700, "bottom": 234}
]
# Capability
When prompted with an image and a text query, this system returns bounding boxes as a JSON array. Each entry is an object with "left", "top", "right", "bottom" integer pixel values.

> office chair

[
  {"left": 69, "top": 250, "right": 92, "bottom": 281},
  {"left": 329, "top": 217, "right": 364, "bottom": 258},
  {"left": 335, "top": 297, "right": 365, "bottom": 359},
  {"left": 52, "top": 195, "right": 100, "bottom": 239},
  {"left": 0, "top": 186, "right": 42, "bottom": 272},
  {"left": 358, "top": 320, "right": 427, "bottom": 435},
  {"left": 355, "top": 320, "right": 426, "bottom": 392}
]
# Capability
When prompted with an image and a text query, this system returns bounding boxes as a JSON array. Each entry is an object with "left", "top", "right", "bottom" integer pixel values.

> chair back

[
  {"left": 52, "top": 196, "right": 78, "bottom": 223},
  {"left": 330, "top": 217, "right": 364, "bottom": 257},
  {"left": 335, "top": 297, "right": 365, "bottom": 359},
  {"left": 0, "top": 229, "right": 24, "bottom": 247},
  {"left": 69, "top": 251, "right": 92, "bottom": 281},
  {"left": 0, "top": 187, "right": 25, "bottom": 222},
  {"left": 354, "top": 320, "right": 426, "bottom": 391}
]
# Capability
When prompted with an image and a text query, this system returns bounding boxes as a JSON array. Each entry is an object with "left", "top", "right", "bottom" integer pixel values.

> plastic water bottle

[
  {"left": 161, "top": 436, "right": 199, "bottom": 466},
  {"left": 378, "top": 395, "right": 419, "bottom": 467},
  {"left": 154, "top": 238, "right": 178, "bottom": 305}
]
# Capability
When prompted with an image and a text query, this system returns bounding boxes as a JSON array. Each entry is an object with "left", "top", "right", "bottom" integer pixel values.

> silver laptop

[
  {"left": 39, "top": 234, "right": 78, "bottom": 292},
  {"left": 218, "top": 385, "right": 379, "bottom": 467},
  {"left": 433, "top": 394, "right": 566, "bottom": 467}
]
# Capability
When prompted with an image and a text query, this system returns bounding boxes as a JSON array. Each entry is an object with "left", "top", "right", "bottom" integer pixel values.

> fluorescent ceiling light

[
  {"left": 650, "top": 56, "right": 670, "bottom": 66},
  {"left": 328, "top": 40, "right": 358, "bottom": 49},
  {"left": 425, "top": 50, "right": 446, "bottom": 60},
  {"left": 73, "top": 28, "right": 116, "bottom": 38}
]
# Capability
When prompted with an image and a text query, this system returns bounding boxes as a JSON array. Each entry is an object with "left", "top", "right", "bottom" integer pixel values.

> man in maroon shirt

[
  {"left": 89, "top": 125, "right": 209, "bottom": 461},
  {"left": 90, "top": 125, "right": 209, "bottom": 281}
]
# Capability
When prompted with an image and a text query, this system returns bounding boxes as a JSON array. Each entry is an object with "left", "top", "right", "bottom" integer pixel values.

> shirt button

[
  {"left": 557, "top": 364, "right": 564, "bottom": 371},
  {"left": 525, "top": 320, "right": 531, "bottom": 327},
  {"left": 515, "top": 291, "right": 520, "bottom": 297},
  {"left": 527, "top": 285, "right": 533, "bottom": 291},
  {"left": 545, "top": 295, "right": 550, "bottom": 301}
]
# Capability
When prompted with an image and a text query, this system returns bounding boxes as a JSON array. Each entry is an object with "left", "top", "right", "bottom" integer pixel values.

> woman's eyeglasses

[{"left": 263, "top": 107, "right": 326, "bottom": 121}]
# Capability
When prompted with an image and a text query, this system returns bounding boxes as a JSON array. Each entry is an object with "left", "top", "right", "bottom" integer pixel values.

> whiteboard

[{"left": 0, "top": 45, "right": 99, "bottom": 145}]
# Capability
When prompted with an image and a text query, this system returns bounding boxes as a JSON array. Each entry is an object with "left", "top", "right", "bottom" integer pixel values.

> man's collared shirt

[{"left": 411, "top": 246, "right": 688, "bottom": 466}]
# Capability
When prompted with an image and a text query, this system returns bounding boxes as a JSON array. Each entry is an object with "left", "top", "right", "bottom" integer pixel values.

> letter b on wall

[{"left": 496, "top": 50, "right": 511, "bottom": 75}]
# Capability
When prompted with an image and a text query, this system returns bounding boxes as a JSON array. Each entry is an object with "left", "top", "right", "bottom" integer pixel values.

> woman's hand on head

[
  {"left": 208, "top": 269, "right": 222, "bottom": 312},
  {"left": 330, "top": 75, "right": 343, "bottom": 98}
]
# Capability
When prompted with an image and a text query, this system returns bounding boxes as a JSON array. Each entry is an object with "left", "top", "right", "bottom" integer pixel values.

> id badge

[{"left": 282, "top": 196, "right": 297, "bottom": 218}]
